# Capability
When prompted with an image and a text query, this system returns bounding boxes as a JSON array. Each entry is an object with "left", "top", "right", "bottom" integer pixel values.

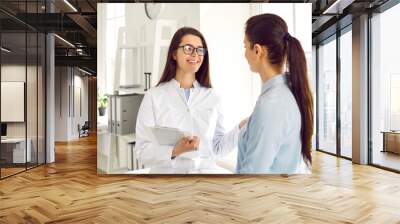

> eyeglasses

[{"left": 178, "top": 44, "right": 207, "bottom": 56}]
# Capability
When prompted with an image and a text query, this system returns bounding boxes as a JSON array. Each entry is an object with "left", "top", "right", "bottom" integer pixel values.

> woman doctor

[
  {"left": 237, "top": 14, "right": 313, "bottom": 174},
  {"left": 135, "top": 27, "right": 242, "bottom": 171}
]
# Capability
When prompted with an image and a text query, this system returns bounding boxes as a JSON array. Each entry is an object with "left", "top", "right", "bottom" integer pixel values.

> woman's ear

[
  {"left": 255, "top": 44, "right": 269, "bottom": 59},
  {"left": 254, "top": 44, "right": 262, "bottom": 56}
]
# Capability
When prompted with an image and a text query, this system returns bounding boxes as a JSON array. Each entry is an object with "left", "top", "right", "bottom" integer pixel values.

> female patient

[
  {"left": 135, "top": 27, "right": 242, "bottom": 170},
  {"left": 237, "top": 14, "right": 313, "bottom": 174}
]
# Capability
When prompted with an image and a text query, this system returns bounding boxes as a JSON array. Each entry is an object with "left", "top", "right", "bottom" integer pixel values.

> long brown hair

[
  {"left": 245, "top": 13, "right": 313, "bottom": 166},
  {"left": 157, "top": 27, "right": 211, "bottom": 88}
]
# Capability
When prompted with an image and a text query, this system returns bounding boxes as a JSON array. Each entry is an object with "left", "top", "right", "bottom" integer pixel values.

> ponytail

[{"left": 286, "top": 35, "right": 313, "bottom": 167}]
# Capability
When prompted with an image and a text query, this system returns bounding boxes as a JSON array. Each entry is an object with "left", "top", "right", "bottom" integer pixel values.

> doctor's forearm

[{"left": 213, "top": 126, "right": 240, "bottom": 156}]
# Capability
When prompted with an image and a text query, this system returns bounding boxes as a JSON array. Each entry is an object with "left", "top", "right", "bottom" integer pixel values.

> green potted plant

[{"left": 98, "top": 94, "right": 108, "bottom": 116}]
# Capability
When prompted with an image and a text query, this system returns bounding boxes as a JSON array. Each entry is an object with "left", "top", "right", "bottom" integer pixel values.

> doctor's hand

[
  {"left": 172, "top": 136, "right": 200, "bottom": 157},
  {"left": 239, "top": 117, "right": 249, "bottom": 129}
]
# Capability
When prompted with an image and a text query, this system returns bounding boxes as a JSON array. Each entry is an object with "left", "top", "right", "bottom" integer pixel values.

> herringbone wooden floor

[{"left": 1, "top": 134, "right": 400, "bottom": 224}]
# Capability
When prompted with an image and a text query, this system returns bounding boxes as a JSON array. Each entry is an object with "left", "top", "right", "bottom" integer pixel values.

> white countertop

[{"left": 125, "top": 157, "right": 233, "bottom": 174}]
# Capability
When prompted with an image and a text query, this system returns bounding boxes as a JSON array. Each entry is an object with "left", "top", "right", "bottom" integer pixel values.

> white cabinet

[
  {"left": 1, "top": 138, "right": 32, "bottom": 163},
  {"left": 108, "top": 94, "right": 144, "bottom": 135}
]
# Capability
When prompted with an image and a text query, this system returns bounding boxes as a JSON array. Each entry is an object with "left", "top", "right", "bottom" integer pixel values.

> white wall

[
  {"left": 200, "top": 3, "right": 260, "bottom": 130},
  {"left": 55, "top": 67, "right": 89, "bottom": 141},
  {"left": 72, "top": 74, "right": 89, "bottom": 138},
  {"left": 77, "top": 75, "right": 89, "bottom": 122},
  {"left": 197, "top": 3, "right": 262, "bottom": 166},
  {"left": 55, "top": 67, "right": 69, "bottom": 141}
]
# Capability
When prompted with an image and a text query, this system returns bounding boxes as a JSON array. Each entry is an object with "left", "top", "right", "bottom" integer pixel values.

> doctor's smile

[{"left": 187, "top": 59, "right": 200, "bottom": 65}]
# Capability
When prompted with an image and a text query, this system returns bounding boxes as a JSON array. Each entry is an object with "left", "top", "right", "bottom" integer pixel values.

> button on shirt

[
  {"left": 236, "top": 74, "right": 307, "bottom": 174},
  {"left": 135, "top": 79, "right": 240, "bottom": 169}
]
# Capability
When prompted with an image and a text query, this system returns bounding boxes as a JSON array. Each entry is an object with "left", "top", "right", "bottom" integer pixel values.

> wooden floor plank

[{"left": 0, "top": 134, "right": 400, "bottom": 223}]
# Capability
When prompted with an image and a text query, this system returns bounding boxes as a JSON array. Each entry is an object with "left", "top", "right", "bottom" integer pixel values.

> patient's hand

[{"left": 172, "top": 136, "right": 200, "bottom": 157}]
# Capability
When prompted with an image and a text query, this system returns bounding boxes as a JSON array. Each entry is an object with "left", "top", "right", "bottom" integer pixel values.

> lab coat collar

[
  {"left": 170, "top": 78, "right": 201, "bottom": 90},
  {"left": 261, "top": 73, "right": 287, "bottom": 95}
]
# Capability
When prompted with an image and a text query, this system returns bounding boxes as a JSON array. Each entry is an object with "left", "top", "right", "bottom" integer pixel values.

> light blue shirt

[
  {"left": 184, "top": 88, "right": 190, "bottom": 102},
  {"left": 236, "top": 74, "right": 304, "bottom": 174}
]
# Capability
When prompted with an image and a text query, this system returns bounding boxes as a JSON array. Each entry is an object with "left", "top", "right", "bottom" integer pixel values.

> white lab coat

[{"left": 135, "top": 79, "right": 239, "bottom": 168}]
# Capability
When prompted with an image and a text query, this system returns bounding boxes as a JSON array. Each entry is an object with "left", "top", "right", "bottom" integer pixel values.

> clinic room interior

[{"left": 1, "top": 1, "right": 400, "bottom": 223}]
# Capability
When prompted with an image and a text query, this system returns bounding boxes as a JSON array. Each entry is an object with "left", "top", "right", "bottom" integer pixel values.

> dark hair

[
  {"left": 245, "top": 13, "right": 314, "bottom": 166},
  {"left": 157, "top": 27, "right": 211, "bottom": 88}
]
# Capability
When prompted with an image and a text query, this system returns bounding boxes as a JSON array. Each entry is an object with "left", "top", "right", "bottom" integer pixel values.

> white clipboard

[
  {"left": 148, "top": 126, "right": 198, "bottom": 159},
  {"left": 149, "top": 126, "right": 185, "bottom": 146}
]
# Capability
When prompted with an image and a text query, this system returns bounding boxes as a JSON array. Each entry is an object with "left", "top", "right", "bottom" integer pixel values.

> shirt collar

[
  {"left": 261, "top": 73, "right": 287, "bottom": 94},
  {"left": 170, "top": 78, "right": 200, "bottom": 90}
]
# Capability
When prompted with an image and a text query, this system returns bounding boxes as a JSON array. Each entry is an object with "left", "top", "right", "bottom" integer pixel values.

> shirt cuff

[
  {"left": 233, "top": 125, "right": 241, "bottom": 146},
  {"left": 156, "top": 145, "right": 175, "bottom": 161}
]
